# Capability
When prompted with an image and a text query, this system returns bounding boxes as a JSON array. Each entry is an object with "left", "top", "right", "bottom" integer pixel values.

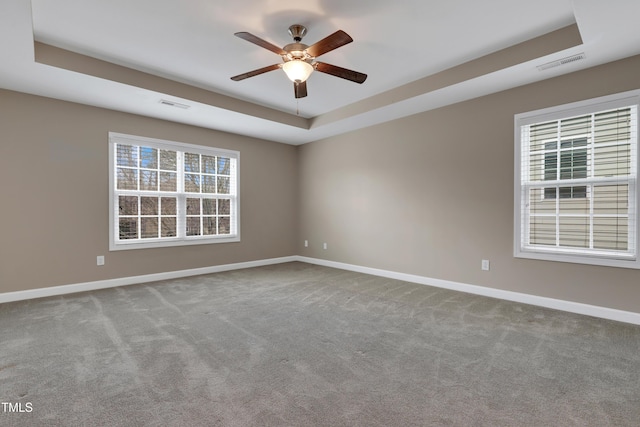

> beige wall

[
  {"left": 298, "top": 54, "right": 640, "bottom": 313},
  {"left": 3, "top": 55, "right": 640, "bottom": 314},
  {"left": 0, "top": 90, "right": 298, "bottom": 293}
]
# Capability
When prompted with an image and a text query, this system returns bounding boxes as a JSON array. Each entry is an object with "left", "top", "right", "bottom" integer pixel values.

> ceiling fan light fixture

[
  {"left": 231, "top": 26, "right": 366, "bottom": 98},
  {"left": 282, "top": 60, "right": 314, "bottom": 83}
]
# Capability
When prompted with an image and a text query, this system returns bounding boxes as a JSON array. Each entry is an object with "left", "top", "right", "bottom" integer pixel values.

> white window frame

[
  {"left": 109, "top": 132, "right": 240, "bottom": 251},
  {"left": 514, "top": 90, "right": 639, "bottom": 269}
]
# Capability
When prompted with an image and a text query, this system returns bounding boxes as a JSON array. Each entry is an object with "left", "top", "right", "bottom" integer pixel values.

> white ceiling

[{"left": 1, "top": 0, "right": 640, "bottom": 145}]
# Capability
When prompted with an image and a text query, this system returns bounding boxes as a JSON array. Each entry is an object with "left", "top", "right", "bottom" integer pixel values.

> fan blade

[
  {"left": 230, "top": 64, "right": 281, "bottom": 81},
  {"left": 306, "top": 30, "right": 353, "bottom": 57},
  {"left": 234, "top": 32, "right": 286, "bottom": 55},
  {"left": 294, "top": 81, "right": 308, "bottom": 98},
  {"left": 315, "top": 62, "right": 367, "bottom": 83}
]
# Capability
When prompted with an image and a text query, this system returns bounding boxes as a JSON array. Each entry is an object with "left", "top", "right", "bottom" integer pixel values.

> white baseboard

[
  {"left": 296, "top": 256, "right": 640, "bottom": 326},
  {"left": 0, "top": 256, "right": 298, "bottom": 304},
  {"left": 2, "top": 254, "right": 639, "bottom": 326}
]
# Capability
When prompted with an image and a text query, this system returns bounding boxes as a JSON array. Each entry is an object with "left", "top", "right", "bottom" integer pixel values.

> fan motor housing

[{"left": 283, "top": 42, "right": 311, "bottom": 60}]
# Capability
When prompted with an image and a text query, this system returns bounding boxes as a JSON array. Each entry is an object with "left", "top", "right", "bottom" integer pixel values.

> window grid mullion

[
  {"left": 555, "top": 121, "right": 561, "bottom": 247},
  {"left": 177, "top": 151, "right": 186, "bottom": 239},
  {"left": 524, "top": 185, "right": 531, "bottom": 246},
  {"left": 589, "top": 183, "right": 595, "bottom": 250},
  {"left": 590, "top": 114, "right": 597, "bottom": 249},
  {"left": 198, "top": 154, "right": 203, "bottom": 236}
]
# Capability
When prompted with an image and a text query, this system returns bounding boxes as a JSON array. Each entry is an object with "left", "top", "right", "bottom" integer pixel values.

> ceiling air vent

[
  {"left": 159, "top": 99, "right": 191, "bottom": 109},
  {"left": 537, "top": 53, "right": 586, "bottom": 71}
]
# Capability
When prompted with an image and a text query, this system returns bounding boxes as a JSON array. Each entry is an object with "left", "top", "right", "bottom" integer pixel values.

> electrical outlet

[
  {"left": 323, "top": 243, "right": 328, "bottom": 250},
  {"left": 481, "top": 259, "right": 490, "bottom": 271},
  {"left": 304, "top": 240, "right": 308, "bottom": 247},
  {"left": 97, "top": 255, "right": 105, "bottom": 266}
]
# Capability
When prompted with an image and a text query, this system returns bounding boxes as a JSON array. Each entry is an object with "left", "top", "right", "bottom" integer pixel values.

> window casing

[
  {"left": 514, "top": 90, "right": 639, "bottom": 268},
  {"left": 109, "top": 133, "right": 239, "bottom": 250}
]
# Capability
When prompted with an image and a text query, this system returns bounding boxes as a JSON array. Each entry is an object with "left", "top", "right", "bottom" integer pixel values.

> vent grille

[
  {"left": 537, "top": 53, "right": 586, "bottom": 71},
  {"left": 159, "top": 99, "right": 191, "bottom": 109}
]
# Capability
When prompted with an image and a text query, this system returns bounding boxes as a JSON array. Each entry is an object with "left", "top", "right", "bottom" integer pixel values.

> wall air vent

[
  {"left": 537, "top": 53, "right": 586, "bottom": 71},
  {"left": 159, "top": 99, "right": 191, "bottom": 109}
]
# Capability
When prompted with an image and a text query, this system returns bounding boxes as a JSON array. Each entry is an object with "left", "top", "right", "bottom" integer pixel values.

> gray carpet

[{"left": 1, "top": 262, "right": 639, "bottom": 426}]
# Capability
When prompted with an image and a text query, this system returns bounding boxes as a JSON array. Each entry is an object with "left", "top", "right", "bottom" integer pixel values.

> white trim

[
  {"left": 2, "top": 255, "right": 639, "bottom": 326},
  {"left": 296, "top": 256, "right": 640, "bottom": 326},
  {"left": 0, "top": 256, "right": 297, "bottom": 305},
  {"left": 109, "top": 132, "right": 240, "bottom": 158},
  {"left": 515, "top": 91, "right": 640, "bottom": 127}
]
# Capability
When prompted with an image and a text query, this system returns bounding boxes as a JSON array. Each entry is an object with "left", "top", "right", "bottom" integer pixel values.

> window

[
  {"left": 109, "top": 133, "right": 239, "bottom": 250},
  {"left": 514, "top": 90, "right": 639, "bottom": 268}
]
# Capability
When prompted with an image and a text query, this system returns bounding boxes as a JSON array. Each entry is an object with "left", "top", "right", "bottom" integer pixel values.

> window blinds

[{"left": 519, "top": 105, "right": 637, "bottom": 259}]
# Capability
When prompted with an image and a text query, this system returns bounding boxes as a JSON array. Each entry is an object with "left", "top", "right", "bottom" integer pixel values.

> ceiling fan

[{"left": 231, "top": 25, "right": 367, "bottom": 99}]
